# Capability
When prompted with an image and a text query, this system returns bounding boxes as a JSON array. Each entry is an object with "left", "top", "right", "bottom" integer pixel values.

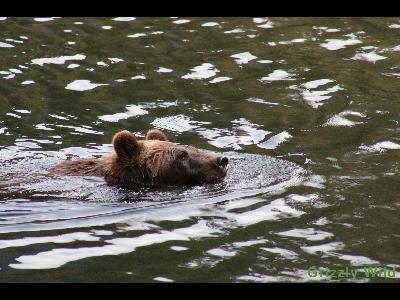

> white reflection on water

[
  {"left": 320, "top": 37, "right": 362, "bottom": 51},
  {"left": 276, "top": 228, "right": 334, "bottom": 241},
  {"left": 156, "top": 67, "right": 173, "bottom": 73},
  {"left": 302, "top": 79, "right": 334, "bottom": 89},
  {"left": 278, "top": 38, "right": 307, "bottom": 45},
  {"left": 99, "top": 105, "right": 148, "bottom": 122},
  {"left": 170, "top": 246, "right": 188, "bottom": 252},
  {"left": 131, "top": 75, "right": 146, "bottom": 80},
  {"left": 31, "top": 54, "right": 86, "bottom": 66},
  {"left": 337, "top": 254, "right": 379, "bottom": 266},
  {"left": 359, "top": 141, "right": 400, "bottom": 153},
  {"left": 66, "top": 63, "right": 79, "bottom": 69},
  {"left": 201, "top": 22, "right": 220, "bottom": 27},
  {"left": 98, "top": 101, "right": 177, "bottom": 123},
  {"left": 182, "top": 63, "right": 219, "bottom": 80},
  {"left": 351, "top": 51, "right": 387, "bottom": 63},
  {"left": 258, "top": 131, "right": 292, "bottom": 150},
  {"left": 296, "top": 79, "right": 343, "bottom": 109},
  {"left": 302, "top": 175, "right": 326, "bottom": 189},
  {"left": 233, "top": 198, "right": 304, "bottom": 226},
  {"left": 56, "top": 125, "right": 103, "bottom": 135},
  {"left": 33, "top": 17, "right": 60, "bottom": 22},
  {"left": 260, "top": 70, "right": 295, "bottom": 82},
  {"left": 260, "top": 247, "right": 299, "bottom": 259},
  {"left": 173, "top": 19, "right": 191, "bottom": 24},
  {"left": 9, "top": 220, "right": 222, "bottom": 269},
  {"left": 209, "top": 76, "right": 231, "bottom": 83},
  {"left": 113, "top": 17, "right": 136, "bottom": 22},
  {"left": 154, "top": 276, "right": 174, "bottom": 282},
  {"left": 0, "top": 232, "right": 100, "bottom": 250},
  {"left": 324, "top": 111, "right": 366, "bottom": 127},
  {"left": 301, "top": 241, "right": 345, "bottom": 255},
  {"left": 207, "top": 248, "right": 237, "bottom": 257},
  {"left": 230, "top": 52, "right": 257, "bottom": 65},
  {"left": 127, "top": 33, "right": 147, "bottom": 38},
  {"left": 65, "top": 80, "right": 108, "bottom": 91},
  {"left": 253, "top": 18, "right": 269, "bottom": 24},
  {"left": 0, "top": 42, "right": 14, "bottom": 48},
  {"left": 197, "top": 118, "right": 270, "bottom": 150},
  {"left": 224, "top": 28, "right": 245, "bottom": 34},
  {"left": 255, "top": 18, "right": 274, "bottom": 29},
  {"left": 247, "top": 97, "right": 279, "bottom": 106},
  {"left": 152, "top": 115, "right": 210, "bottom": 133},
  {"left": 257, "top": 59, "right": 273, "bottom": 64}
]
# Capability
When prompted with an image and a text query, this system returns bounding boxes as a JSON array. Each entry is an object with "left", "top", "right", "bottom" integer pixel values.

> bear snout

[{"left": 216, "top": 156, "right": 229, "bottom": 168}]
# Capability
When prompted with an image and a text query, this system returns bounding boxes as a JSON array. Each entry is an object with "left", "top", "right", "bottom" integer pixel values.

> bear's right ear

[
  {"left": 146, "top": 129, "right": 169, "bottom": 141},
  {"left": 112, "top": 130, "right": 140, "bottom": 159}
]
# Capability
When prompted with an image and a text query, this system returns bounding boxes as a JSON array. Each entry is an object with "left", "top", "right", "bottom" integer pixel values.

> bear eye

[{"left": 176, "top": 150, "right": 188, "bottom": 160}]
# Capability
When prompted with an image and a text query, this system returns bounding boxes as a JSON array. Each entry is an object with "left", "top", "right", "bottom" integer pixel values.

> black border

[{"left": 1, "top": 0, "right": 400, "bottom": 16}]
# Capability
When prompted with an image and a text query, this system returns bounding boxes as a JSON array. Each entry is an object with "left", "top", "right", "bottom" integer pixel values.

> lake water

[{"left": 1, "top": 17, "right": 400, "bottom": 282}]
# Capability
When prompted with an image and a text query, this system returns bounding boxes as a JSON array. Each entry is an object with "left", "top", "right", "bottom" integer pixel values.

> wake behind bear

[{"left": 51, "top": 129, "right": 229, "bottom": 188}]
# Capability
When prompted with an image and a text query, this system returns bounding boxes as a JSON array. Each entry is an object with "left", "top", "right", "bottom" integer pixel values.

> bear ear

[
  {"left": 146, "top": 129, "right": 169, "bottom": 141},
  {"left": 112, "top": 130, "right": 140, "bottom": 159}
]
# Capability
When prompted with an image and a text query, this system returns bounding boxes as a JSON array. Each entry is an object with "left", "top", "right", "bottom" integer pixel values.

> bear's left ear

[
  {"left": 112, "top": 130, "right": 141, "bottom": 159},
  {"left": 146, "top": 129, "right": 169, "bottom": 141}
]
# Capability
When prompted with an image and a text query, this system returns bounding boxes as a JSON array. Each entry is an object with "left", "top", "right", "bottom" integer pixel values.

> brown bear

[{"left": 50, "top": 129, "right": 229, "bottom": 188}]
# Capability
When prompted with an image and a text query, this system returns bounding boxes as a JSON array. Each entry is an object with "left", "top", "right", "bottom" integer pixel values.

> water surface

[{"left": 1, "top": 17, "right": 400, "bottom": 282}]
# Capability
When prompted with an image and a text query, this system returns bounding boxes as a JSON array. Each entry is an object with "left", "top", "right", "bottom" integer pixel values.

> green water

[{"left": 0, "top": 17, "right": 400, "bottom": 282}]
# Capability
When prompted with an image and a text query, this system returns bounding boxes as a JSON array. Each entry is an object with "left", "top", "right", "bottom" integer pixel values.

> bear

[{"left": 50, "top": 129, "right": 229, "bottom": 188}]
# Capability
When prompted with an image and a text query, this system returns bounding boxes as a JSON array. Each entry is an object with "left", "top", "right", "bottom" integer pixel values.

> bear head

[{"left": 101, "top": 129, "right": 228, "bottom": 188}]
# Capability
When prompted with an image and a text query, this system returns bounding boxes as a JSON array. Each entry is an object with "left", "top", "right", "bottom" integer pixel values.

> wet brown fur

[
  {"left": 51, "top": 158, "right": 103, "bottom": 177},
  {"left": 50, "top": 129, "right": 228, "bottom": 188}
]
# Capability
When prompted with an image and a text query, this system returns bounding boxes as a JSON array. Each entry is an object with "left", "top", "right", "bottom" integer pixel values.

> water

[{"left": 0, "top": 17, "right": 400, "bottom": 282}]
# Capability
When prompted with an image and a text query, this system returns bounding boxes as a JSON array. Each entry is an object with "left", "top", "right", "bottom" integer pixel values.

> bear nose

[{"left": 217, "top": 156, "right": 229, "bottom": 167}]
